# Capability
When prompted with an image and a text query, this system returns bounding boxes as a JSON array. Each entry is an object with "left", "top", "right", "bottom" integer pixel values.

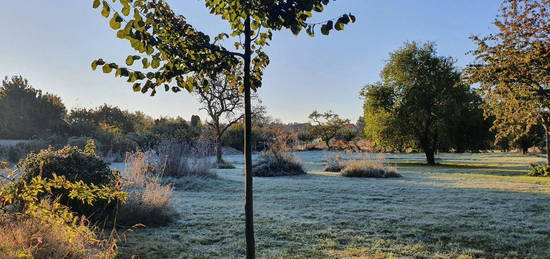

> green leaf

[
  {"left": 290, "top": 26, "right": 301, "bottom": 36},
  {"left": 93, "top": 0, "right": 101, "bottom": 9},
  {"left": 306, "top": 26, "right": 315, "bottom": 37},
  {"left": 132, "top": 83, "right": 141, "bottom": 92},
  {"left": 110, "top": 13, "right": 122, "bottom": 30},
  {"left": 126, "top": 56, "right": 134, "bottom": 66},
  {"left": 91, "top": 60, "right": 98, "bottom": 70},
  {"left": 102, "top": 65, "right": 112, "bottom": 73},
  {"left": 335, "top": 21, "right": 344, "bottom": 31},
  {"left": 101, "top": 1, "right": 110, "bottom": 18},
  {"left": 142, "top": 58, "right": 149, "bottom": 68},
  {"left": 121, "top": 6, "right": 130, "bottom": 16},
  {"left": 151, "top": 57, "right": 160, "bottom": 69}
]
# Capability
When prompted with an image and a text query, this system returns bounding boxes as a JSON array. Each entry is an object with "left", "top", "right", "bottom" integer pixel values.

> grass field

[{"left": 117, "top": 152, "right": 550, "bottom": 258}]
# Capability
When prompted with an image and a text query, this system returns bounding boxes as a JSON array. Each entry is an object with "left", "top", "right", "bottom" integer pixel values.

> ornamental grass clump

[
  {"left": 341, "top": 154, "right": 401, "bottom": 178},
  {"left": 116, "top": 151, "right": 175, "bottom": 227},
  {"left": 156, "top": 140, "right": 215, "bottom": 178},
  {"left": 252, "top": 130, "right": 305, "bottom": 177},
  {"left": 324, "top": 154, "right": 345, "bottom": 172}
]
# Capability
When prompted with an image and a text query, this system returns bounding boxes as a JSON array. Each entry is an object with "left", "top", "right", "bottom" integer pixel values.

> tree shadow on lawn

[{"left": 118, "top": 167, "right": 550, "bottom": 258}]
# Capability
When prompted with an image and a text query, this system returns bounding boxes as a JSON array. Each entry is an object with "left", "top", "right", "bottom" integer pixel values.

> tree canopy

[
  {"left": 466, "top": 0, "right": 549, "bottom": 164},
  {"left": 308, "top": 110, "right": 350, "bottom": 149},
  {"left": 0, "top": 76, "right": 66, "bottom": 139},
  {"left": 362, "top": 42, "right": 489, "bottom": 164}
]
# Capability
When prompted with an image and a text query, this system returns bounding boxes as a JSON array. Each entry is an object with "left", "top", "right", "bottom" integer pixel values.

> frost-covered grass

[{"left": 116, "top": 152, "right": 550, "bottom": 258}]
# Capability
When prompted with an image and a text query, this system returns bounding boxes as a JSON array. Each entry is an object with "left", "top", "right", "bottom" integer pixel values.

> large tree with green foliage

[
  {"left": 0, "top": 76, "right": 66, "bottom": 139},
  {"left": 466, "top": 0, "right": 549, "bottom": 165},
  {"left": 89, "top": 0, "right": 354, "bottom": 256},
  {"left": 361, "top": 42, "right": 488, "bottom": 165}
]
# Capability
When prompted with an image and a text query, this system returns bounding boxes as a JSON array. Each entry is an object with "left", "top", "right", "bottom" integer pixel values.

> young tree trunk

[
  {"left": 545, "top": 126, "right": 550, "bottom": 166},
  {"left": 325, "top": 139, "right": 331, "bottom": 150},
  {"left": 216, "top": 137, "right": 223, "bottom": 164},
  {"left": 243, "top": 15, "right": 255, "bottom": 259}
]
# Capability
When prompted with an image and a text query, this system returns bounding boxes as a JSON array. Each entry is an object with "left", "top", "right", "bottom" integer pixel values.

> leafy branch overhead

[{"left": 90, "top": 0, "right": 355, "bottom": 96}]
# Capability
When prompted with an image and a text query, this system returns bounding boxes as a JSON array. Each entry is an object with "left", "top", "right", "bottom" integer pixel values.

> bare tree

[{"left": 195, "top": 72, "right": 245, "bottom": 165}]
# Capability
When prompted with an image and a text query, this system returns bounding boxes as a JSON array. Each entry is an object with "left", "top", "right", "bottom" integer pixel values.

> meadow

[{"left": 116, "top": 152, "right": 550, "bottom": 258}]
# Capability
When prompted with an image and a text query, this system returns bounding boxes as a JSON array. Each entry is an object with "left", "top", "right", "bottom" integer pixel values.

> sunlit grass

[{"left": 117, "top": 152, "right": 550, "bottom": 258}]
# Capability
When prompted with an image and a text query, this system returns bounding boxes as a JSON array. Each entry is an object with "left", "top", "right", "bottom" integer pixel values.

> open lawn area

[{"left": 117, "top": 152, "right": 550, "bottom": 258}]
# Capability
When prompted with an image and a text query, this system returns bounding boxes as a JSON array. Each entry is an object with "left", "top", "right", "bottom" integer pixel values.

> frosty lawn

[{"left": 117, "top": 152, "right": 550, "bottom": 258}]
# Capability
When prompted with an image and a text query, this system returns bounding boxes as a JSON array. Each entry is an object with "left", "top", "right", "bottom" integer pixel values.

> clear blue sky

[{"left": 0, "top": 0, "right": 501, "bottom": 123}]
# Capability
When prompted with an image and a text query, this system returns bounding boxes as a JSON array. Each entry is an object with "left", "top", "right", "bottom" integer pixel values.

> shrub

[
  {"left": 17, "top": 144, "right": 118, "bottom": 186},
  {"left": 253, "top": 128, "right": 306, "bottom": 177},
  {"left": 155, "top": 140, "right": 215, "bottom": 178},
  {"left": 16, "top": 143, "right": 121, "bottom": 216},
  {"left": 528, "top": 163, "right": 550, "bottom": 177},
  {"left": 117, "top": 152, "right": 175, "bottom": 227},
  {"left": 324, "top": 154, "right": 344, "bottom": 172},
  {"left": 340, "top": 154, "right": 401, "bottom": 178},
  {"left": 252, "top": 150, "right": 306, "bottom": 177},
  {"left": 0, "top": 164, "right": 125, "bottom": 258}
]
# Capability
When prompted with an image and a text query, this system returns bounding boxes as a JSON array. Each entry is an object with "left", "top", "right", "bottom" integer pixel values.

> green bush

[
  {"left": 17, "top": 145, "right": 118, "bottom": 186},
  {"left": 528, "top": 163, "right": 550, "bottom": 177},
  {"left": 0, "top": 164, "right": 124, "bottom": 258},
  {"left": 16, "top": 144, "right": 120, "bottom": 217}
]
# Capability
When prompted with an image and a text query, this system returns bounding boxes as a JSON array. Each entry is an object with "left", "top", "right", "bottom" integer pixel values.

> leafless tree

[{"left": 195, "top": 71, "right": 247, "bottom": 164}]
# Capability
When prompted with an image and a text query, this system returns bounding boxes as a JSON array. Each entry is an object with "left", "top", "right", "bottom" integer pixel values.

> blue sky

[{"left": 0, "top": 0, "right": 501, "bottom": 123}]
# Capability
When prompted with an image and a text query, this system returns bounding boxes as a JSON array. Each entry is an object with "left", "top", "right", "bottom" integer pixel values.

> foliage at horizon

[
  {"left": 308, "top": 110, "right": 351, "bottom": 149},
  {"left": 0, "top": 76, "right": 66, "bottom": 139}
]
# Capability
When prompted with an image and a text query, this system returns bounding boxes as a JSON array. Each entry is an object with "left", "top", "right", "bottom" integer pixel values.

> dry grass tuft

[
  {"left": 341, "top": 154, "right": 401, "bottom": 178},
  {"left": 117, "top": 152, "right": 175, "bottom": 227},
  {"left": 156, "top": 141, "right": 215, "bottom": 178},
  {"left": 252, "top": 150, "right": 306, "bottom": 177},
  {"left": 324, "top": 154, "right": 345, "bottom": 172},
  {"left": 0, "top": 207, "right": 115, "bottom": 259}
]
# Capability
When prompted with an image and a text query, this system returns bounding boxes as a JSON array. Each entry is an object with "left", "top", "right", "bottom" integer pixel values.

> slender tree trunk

[
  {"left": 325, "top": 139, "right": 331, "bottom": 150},
  {"left": 216, "top": 135, "right": 223, "bottom": 164},
  {"left": 545, "top": 126, "right": 550, "bottom": 166},
  {"left": 243, "top": 15, "right": 255, "bottom": 259}
]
